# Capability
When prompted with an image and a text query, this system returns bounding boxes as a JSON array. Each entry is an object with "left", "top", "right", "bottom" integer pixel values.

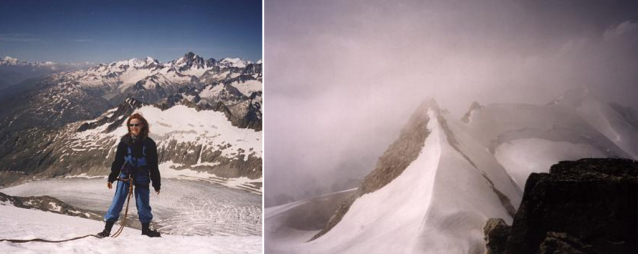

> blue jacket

[{"left": 108, "top": 135, "right": 161, "bottom": 191}]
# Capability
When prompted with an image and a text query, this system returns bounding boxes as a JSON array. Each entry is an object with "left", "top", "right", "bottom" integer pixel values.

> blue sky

[{"left": 0, "top": 0, "right": 262, "bottom": 63}]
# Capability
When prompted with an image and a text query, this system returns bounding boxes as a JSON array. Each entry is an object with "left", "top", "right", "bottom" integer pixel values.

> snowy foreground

[
  {"left": 1, "top": 178, "right": 262, "bottom": 253},
  {"left": 0, "top": 205, "right": 261, "bottom": 254}
]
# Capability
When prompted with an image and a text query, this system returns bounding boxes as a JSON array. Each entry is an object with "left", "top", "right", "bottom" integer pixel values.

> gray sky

[{"left": 265, "top": 0, "right": 638, "bottom": 206}]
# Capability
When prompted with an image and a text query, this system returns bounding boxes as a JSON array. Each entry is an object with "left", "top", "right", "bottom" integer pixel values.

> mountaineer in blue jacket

[{"left": 97, "top": 113, "right": 161, "bottom": 238}]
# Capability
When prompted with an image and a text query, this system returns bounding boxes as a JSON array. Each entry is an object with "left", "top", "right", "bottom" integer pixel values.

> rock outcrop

[{"left": 485, "top": 158, "right": 638, "bottom": 254}]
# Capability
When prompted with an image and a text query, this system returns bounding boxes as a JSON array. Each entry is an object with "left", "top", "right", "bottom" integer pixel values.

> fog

[{"left": 264, "top": 0, "right": 638, "bottom": 206}]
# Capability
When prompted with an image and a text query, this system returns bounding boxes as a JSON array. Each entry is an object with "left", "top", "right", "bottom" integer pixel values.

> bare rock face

[
  {"left": 484, "top": 158, "right": 638, "bottom": 254},
  {"left": 484, "top": 218, "right": 510, "bottom": 254}
]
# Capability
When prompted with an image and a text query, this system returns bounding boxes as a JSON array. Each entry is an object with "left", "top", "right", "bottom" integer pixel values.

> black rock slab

[{"left": 486, "top": 158, "right": 638, "bottom": 254}]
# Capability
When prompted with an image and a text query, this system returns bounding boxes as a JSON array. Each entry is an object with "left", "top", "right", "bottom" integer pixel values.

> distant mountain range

[
  {"left": 0, "top": 56, "right": 94, "bottom": 90},
  {"left": 0, "top": 52, "right": 262, "bottom": 191}
]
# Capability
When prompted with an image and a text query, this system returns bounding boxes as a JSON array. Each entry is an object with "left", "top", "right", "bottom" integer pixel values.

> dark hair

[{"left": 125, "top": 113, "right": 150, "bottom": 138}]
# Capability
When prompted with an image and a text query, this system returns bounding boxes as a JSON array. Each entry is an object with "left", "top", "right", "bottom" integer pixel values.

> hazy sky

[
  {"left": 265, "top": 0, "right": 638, "bottom": 205},
  {"left": 0, "top": 0, "right": 262, "bottom": 63}
]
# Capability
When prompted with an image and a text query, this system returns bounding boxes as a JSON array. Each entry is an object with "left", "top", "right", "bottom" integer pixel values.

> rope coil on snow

[
  {"left": 0, "top": 234, "right": 97, "bottom": 243},
  {"left": 0, "top": 176, "right": 136, "bottom": 243}
]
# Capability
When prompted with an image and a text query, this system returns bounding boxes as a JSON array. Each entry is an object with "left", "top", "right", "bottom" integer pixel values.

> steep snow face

[
  {"left": 307, "top": 109, "right": 443, "bottom": 254},
  {"left": 267, "top": 88, "right": 638, "bottom": 253},
  {"left": 267, "top": 109, "right": 521, "bottom": 254}
]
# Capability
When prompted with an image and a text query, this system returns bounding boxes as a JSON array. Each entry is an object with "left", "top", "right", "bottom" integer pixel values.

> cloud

[
  {"left": 0, "top": 34, "right": 40, "bottom": 42},
  {"left": 604, "top": 20, "right": 638, "bottom": 41},
  {"left": 265, "top": 0, "right": 638, "bottom": 204}
]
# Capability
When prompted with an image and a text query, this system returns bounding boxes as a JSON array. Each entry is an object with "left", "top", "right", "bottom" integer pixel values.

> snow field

[
  {"left": 0, "top": 205, "right": 261, "bottom": 254},
  {"left": 70, "top": 103, "right": 261, "bottom": 168},
  {"left": 230, "top": 80, "right": 262, "bottom": 97},
  {"left": 1, "top": 178, "right": 261, "bottom": 237},
  {"left": 160, "top": 161, "right": 262, "bottom": 194}
]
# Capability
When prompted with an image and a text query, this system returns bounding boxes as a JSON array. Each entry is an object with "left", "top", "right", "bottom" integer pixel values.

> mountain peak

[
  {"left": 312, "top": 97, "right": 435, "bottom": 241},
  {"left": 172, "top": 52, "right": 206, "bottom": 70},
  {"left": 184, "top": 52, "right": 197, "bottom": 59},
  {"left": 461, "top": 101, "right": 483, "bottom": 123},
  {"left": 3, "top": 56, "right": 19, "bottom": 63},
  {"left": 219, "top": 58, "right": 250, "bottom": 68}
]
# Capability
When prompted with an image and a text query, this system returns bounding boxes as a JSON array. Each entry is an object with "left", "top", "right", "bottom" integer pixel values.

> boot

[
  {"left": 97, "top": 220, "right": 115, "bottom": 238},
  {"left": 141, "top": 222, "right": 161, "bottom": 237}
]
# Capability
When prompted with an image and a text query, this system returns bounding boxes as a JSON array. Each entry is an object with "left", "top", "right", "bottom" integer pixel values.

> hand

[{"left": 107, "top": 182, "right": 113, "bottom": 189}]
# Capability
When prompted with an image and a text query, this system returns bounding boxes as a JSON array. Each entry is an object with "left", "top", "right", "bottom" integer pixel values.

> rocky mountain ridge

[
  {"left": 0, "top": 52, "right": 262, "bottom": 189},
  {"left": 0, "top": 191, "right": 103, "bottom": 222},
  {"left": 265, "top": 87, "right": 638, "bottom": 253}
]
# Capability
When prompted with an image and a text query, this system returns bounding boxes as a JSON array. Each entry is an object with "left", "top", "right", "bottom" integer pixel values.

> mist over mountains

[
  {"left": 265, "top": 87, "right": 638, "bottom": 253},
  {"left": 0, "top": 52, "right": 263, "bottom": 190}
]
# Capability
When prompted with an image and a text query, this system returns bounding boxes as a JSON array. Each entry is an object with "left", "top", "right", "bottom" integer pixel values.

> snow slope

[
  {"left": 59, "top": 103, "right": 262, "bottom": 189},
  {"left": 460, "top": 102, "right": 633, "bottom": 190},
  {"left": 230, "top": 80, "right": 262, "bottom": 97},
  {"left": 2, "top": 178, "right": 261, "bottom": 237},
  {"left": 552, "top": 87, "right": 638, "bottom": 158},
  {"left": 266, "top": 90, "right": 638, "bottom": 253},
  {"left": 266, "top": 108, "right": 520, "bottom": 253},
  {"left": 74, "top": 104, "right": 261, "bottom": 160},
  {"left": 0, "top": 204, "right": 261, "bottom": 254}
]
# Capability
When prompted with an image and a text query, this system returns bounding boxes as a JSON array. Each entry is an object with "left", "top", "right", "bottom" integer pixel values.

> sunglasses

[{"left": 129, "top": 124, "right": 143, "bottom": 127}]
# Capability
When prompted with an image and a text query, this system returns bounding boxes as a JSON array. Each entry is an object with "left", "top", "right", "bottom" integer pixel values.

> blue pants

[{"left": 104, "top": 172, "right": 153, "bottom": 223}]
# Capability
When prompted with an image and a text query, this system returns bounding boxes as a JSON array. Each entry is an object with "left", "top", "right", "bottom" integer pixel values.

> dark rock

[
  {"left": 484, "top": 218, "right": 510, "bottom": 254},
  {"left": 485, "top": 158, "right": 638, "bottom": 254},
  {"left": 537, "top": 232, "right": 595, "bottom": 254},
  {"left": 461, "top": 101, "right": 482, "bottom": 123},
  {"left": 0, "top": 191, "right": 103, "bottom": 221}
]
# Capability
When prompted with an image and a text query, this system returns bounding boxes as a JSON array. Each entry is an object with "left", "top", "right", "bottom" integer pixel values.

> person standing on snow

[{"left": 97, "top": 113, "right": 161, "bottom": 238}]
